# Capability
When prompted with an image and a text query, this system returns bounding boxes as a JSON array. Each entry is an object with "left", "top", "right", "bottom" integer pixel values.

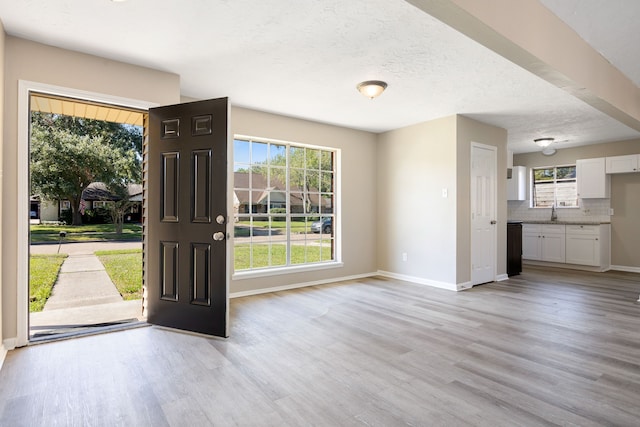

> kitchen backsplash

[{"left": 508, "top": 198, "right": 611, "bottom": 222}]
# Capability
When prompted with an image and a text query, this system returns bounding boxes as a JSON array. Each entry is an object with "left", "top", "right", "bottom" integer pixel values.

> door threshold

[{"left": 29, "top": 320, "right": 149, "bottom": 345}]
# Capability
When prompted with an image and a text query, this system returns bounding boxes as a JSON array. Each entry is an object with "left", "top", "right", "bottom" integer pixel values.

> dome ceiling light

[{"left": 356, "top": 80, "right": 388, "bottom": 99}]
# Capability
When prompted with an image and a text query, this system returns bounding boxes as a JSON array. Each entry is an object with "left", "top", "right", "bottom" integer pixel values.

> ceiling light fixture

[
  {"left": 534, "top": 137, "right": 555, "bottom": 148},
  {"left": 357, "top": 80, "right": 388, "bottom": 99}
]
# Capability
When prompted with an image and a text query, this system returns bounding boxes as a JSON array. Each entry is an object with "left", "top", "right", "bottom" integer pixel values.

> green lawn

[
  {"left": 234, "top": 243, "right": 333, "bottom": 270},
  {"left": 30, "top": 223, "right": 142, "bottom": 243},
  {"left": 96, "top": 249, "right": 142, "bottom": 300},
  {"left": 29, "top": 254, "right": 68, "bottom": 312}
]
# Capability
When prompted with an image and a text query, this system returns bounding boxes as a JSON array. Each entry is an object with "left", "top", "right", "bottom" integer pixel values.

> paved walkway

[{"left": 30, "top": 241, "right": 145, "bottom": 338}]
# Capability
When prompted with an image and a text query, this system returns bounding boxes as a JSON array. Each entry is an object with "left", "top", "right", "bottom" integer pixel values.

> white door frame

[
  {"left": 16, "top": 80, "right": 158, "bottom": 346},
  {"left": 470, "top": 142, "right": 497, "bottom": 286}
]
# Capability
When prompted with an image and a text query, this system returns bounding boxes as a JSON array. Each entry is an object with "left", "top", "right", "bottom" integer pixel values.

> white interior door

[{"left": 471, "top": 143, "right": 497, "bottom": 286}]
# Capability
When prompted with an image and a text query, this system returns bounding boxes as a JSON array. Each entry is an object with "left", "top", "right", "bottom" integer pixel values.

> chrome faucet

[{"left": 550, "top": 204, "right": 558, "bottom": 222}]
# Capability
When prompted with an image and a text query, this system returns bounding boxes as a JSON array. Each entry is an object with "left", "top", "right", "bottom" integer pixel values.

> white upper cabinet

[
  {"left": 507, "top": 165, "right": 526, "bottom": 201},
  {"left": 605, "top": 154, "right": 639, "bottom": 174},
  {"left": 577, "top": 158, "right": 610, "bottom": 199}
]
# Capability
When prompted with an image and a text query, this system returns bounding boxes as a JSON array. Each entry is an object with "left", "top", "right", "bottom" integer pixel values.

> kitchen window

[
  {"left": 233, "top": 136, "right": 338, "bottom": 274},
  {"left": 531, "top": 165, "right": 577, "bottom": 208}
]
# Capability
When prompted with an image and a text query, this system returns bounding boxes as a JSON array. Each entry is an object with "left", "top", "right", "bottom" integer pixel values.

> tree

[
  {"left": 262, "top": 146, "right": 333, "bottom": 214},
  {"left": 30, "top": 121, "right": 140, "bottom": 226},
  {"left": 103, "top": 183, "right": 137, "bottom": 234},
  {"left": 31, "top": 112, "right": 143, "bottom": 156}
]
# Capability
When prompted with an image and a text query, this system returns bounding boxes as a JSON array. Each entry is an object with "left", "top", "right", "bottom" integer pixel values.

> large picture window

[
  {"left": 531, "top": 165, "right": 577, "bottom": 208},
  {"left": 233, "top": 137, "right": 337, "bottom": 273}
]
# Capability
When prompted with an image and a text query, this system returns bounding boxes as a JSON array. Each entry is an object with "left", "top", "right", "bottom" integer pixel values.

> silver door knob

[
  {"left": 213, "top": 232, "right": 225, "bottom": 241},
  {"left": 216, "top": 215, "right": 225, "bottom": 225}
]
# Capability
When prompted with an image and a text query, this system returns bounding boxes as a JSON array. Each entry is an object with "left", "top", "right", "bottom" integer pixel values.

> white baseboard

[
  {"left": 610, "top": 265, "right": 640, "bottom": 274},
  {"left": 496, "top": 274, "right": 509, "bottom": 282},
  {"left": 0, "top": 346, "right": 6, "bottom": 371},
  {"left": 0, "top": 338, "right": 17, "bottom": 371},
  {"left": 229, "top": 272, "right": 378, "bottom": 298},
  {"left": 377, "top": 270, "right": 461, "bottom": 291}
]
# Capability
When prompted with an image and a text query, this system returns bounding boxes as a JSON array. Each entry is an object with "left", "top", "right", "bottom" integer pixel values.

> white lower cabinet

[
  {"left": 565, "top": 224, "right": 611, "bottom": 268},
  {"left": 522, "top": 224, "right": 565, "bottom": 262},
  {"left": 522, "top": 223, "right": 610, "bottom": 271}
]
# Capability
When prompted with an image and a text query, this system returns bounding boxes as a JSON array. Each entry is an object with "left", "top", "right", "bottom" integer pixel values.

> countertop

[{"left": 511, "top": 220, "right": 611, "bottom": 225}]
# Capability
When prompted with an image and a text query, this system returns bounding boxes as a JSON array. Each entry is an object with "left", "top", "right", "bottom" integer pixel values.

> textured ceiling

[{"left": 0, "top": 0, "right": 638, "bottom": 153}]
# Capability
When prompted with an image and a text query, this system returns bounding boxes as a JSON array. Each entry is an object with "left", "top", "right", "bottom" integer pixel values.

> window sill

[{"left": 232, "top": 261, "right": 344, "bottom": 281}]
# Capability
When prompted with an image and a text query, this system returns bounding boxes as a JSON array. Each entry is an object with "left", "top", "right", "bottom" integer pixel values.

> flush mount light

[
  {"left": 356, "top": 80, "right": 388, "bottom": 99},
  {"left": 534, "top": 137, "right": 555, "bottom": 148}
]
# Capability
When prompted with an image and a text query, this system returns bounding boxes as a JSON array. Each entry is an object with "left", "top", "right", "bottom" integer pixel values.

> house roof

[
  {"left": 81, "top": 182, "right": 142, "bottom": 202},
  {"left": 233, "top": 172, "right": 324, "bottom": 208}
]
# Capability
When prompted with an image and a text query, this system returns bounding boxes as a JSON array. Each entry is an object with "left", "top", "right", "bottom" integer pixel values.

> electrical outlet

[
  {"left": 402, "top": 252, "right": 408, "bottom": 262},
  {"left": 609, "top": 208, "right": 614, "bottom": 215},
  {"left": 442, "top": 188, "right": 448, "bottom": 198}
]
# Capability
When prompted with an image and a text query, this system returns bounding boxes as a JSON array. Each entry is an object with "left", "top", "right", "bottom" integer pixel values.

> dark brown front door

[{"left": 146, "top": 98, "right": 228, "bottom": 337}]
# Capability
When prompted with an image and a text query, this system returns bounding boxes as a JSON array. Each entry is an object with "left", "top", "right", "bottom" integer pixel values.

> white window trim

[
  {"left": 530, "top": 164, "right": 578, "bottom": 209},
  {"left": 232, "top": 134, "right": 342, "bottom": 276},
  {"left": 232, "top": 260, "right": 344, "bottom": 280}
]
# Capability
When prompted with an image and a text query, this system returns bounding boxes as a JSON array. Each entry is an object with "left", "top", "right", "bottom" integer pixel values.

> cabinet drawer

[
  {"left": 566, "top": 225, "right": 599, "bottom": 235},
  {"left": 523, "top": 224, "right": 541, "bottom": 233},
  {"left": 542, "top": 224, "right": 565, "bottom": 234}
]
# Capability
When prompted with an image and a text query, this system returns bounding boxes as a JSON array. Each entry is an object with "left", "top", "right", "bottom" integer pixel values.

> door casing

[{"left": 16, "top": 80, "right": 158, "bottom": 346}]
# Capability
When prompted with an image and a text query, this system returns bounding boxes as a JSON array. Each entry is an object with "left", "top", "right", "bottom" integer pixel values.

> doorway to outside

[{"left": 27, "top": 92, "right": 148, "bottom": 341}]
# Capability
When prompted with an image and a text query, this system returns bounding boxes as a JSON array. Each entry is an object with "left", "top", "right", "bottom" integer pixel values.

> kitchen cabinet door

[
  {"left": 522, "top": 232, "right": 542, "bottom": 260},
  {"left": 577, "top": 158, "right": 610, "bottom": 198},
  {"left": 507, "top": 166, "right": 526, "bottom": 200},
  {"left": 566, "top": 235, "right": 599, "bottom": 266},
  {"left": 541, "top": 232, "right": 565, "bottom": 262},
  {"left": 605, "top": 154, "right": 639, "bottom": 174}
]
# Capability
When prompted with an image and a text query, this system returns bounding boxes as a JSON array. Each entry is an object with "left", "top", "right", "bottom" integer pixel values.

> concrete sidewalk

[{"left": 30, "top": 241, "right": 145, "bottom": 337}]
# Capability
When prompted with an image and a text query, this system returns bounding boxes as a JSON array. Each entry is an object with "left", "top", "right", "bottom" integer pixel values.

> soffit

[{"left": 30, "top": 94, "right": 145, "bottom": 126}]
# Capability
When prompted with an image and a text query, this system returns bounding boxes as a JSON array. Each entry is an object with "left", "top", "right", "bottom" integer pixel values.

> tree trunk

[
  {"left": 114, "top": 212, "right": 124, "bottom": 234},
  {"left": 71, "top": 207, "right": 83, "bottom": 226}
]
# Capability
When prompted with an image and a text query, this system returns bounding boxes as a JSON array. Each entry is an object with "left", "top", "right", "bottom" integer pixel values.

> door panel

[
  {"left": 471, "top": 144, "right": 497, "bottom": 286},
  {"left": 147, "top": 98, "right": 228, "bottom": 337}
]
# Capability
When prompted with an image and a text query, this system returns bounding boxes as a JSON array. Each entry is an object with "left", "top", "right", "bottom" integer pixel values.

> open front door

[{"left": 147, "top": 98, "right": 229, "bottom": 337}]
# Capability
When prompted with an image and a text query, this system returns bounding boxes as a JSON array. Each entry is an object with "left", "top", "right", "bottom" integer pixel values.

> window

[
  {"left": 60, "top": 200, "right": 71, "bottom": 210},
  {"left": 233, "top": 137, "right": 337, "bottom": 273},
  {"left": 531, "top": 165, "right": 577, "bottom": 208},
  {"left": 92, "top": 201, "right": 113, "bottom": 209}
]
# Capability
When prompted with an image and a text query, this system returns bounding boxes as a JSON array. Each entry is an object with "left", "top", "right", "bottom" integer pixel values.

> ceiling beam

[{"left": 406, "top": 0, "right": 640, "bottom": 132}]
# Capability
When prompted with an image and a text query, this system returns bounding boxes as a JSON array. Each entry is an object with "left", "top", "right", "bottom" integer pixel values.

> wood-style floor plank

[{"left": 1, "top": 266, "right": 639, "bottom": 426}]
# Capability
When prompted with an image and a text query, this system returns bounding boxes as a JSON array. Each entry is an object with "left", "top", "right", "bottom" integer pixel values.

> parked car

[{"left": 311, "top": 217, "right": 332, "bottom": 234}]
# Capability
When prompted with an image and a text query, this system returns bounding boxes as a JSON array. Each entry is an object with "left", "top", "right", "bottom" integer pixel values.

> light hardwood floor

[{"left": 1, "top": 267, "right": 639, "bottom": 426}]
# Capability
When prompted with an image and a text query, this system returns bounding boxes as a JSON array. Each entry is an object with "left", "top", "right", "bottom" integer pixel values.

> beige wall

[
  {"left": 514, "top": 139, "right": 640, "bottom": 269},
  {"left": 0, "top": 21, "right": 5, "bottom": 349},
  {"left": 456, "top": 115, "right": 508, "bottom": 282},
  {"left": 377, "top": 116, "right": 458, "bottom": 285},
  {"left": 229, "top": 106, "right": 378, "bottom": 294},
  {"left": 2, "top": 37, "right": 180, "bottom": 341},
  {"left": 376, "top": 115, "right": 507, "bottom": 288}
]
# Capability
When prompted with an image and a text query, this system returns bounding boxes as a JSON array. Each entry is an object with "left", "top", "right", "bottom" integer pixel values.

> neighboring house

[
  {"left": 233, "top": 172, "right": 331, "bottom": 215},
  {"left": 31, "top": 182, "right": 143, "bottom": 223}
]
